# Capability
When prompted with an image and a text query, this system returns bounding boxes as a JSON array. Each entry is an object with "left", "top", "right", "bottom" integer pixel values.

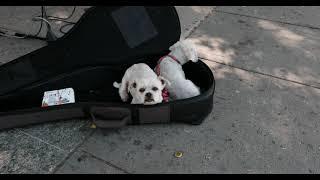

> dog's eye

[
  {"left": 132, "top": 82, "right": 137, "bottom": 88},
  {"left": 152, "top": 87, "right": 158, "bottom": 91},
  {"left": 139, "top": 88, "right": 145, "bottom": 93}
]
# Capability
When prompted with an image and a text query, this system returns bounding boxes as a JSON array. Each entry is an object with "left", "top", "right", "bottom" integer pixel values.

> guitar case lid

[{"left": 0, "top": 6, "right": 181, "bottom": 97}]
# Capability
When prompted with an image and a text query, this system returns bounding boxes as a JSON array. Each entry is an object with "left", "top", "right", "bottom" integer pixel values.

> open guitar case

[{"left": 0, "top": 6, "right": 215, "bottom": 130}]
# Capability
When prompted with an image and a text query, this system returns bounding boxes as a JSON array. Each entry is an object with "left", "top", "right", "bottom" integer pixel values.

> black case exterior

[{"left": 0, "top": 6, "right": 215, "bottom": 130}]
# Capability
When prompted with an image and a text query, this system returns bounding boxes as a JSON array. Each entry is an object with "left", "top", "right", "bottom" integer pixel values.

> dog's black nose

[{"left": 145, "top": 92, "right": 152, "bottom": 98}]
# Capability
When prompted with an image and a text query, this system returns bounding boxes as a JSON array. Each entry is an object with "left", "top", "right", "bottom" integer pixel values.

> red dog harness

[{"left": 155, "top": 54, "right": 180, "bottom": 102}]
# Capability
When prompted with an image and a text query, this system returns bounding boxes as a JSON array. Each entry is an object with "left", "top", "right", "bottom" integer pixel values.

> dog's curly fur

[
  {"left": 113, "top": 63, "right": 167, "bottom": 105},
  {"left": 157, "top": 39, "right": 200, "bottom": 100}
]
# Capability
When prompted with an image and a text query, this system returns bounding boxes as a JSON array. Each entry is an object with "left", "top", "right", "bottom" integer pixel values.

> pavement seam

[
  {"left": 17, "top": 129, "right": 67, "bottom": 152},
  {"left": 184, "top": 7, "right": 216, "bottom": 39},
  {"left": 213, "top": 9, "right": 320, "bottom": 31},
  {"left": 80, "top": 150, "right": 131, "bottom": 174},
  {"left": 201, "top": 58, "right": 320, "bottom": 90},
  {"left": 50, "top": 128, "right": 96, "bottom": 174}
]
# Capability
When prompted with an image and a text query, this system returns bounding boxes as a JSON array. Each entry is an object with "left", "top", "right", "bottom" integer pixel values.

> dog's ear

[{"left": 158, "top": 76, "right": 170, "bottom": 89}]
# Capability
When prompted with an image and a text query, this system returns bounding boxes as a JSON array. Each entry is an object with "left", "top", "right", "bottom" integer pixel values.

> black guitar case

[{"left": 0, "top": 6, "right": 215, "bottom": 130}]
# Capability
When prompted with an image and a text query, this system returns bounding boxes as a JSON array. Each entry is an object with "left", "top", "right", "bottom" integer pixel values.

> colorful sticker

[{"left": 42, "top": 88, "right": 75, "bottom": 107}]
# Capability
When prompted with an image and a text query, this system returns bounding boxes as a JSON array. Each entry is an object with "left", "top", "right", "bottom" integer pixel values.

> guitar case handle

[{"left": 89, "top": 106, "right": 131, "bottom": 128}]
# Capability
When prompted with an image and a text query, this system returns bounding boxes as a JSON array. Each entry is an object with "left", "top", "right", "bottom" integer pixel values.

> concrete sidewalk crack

[
  {"left": 201, "top": 57, "right": 320, "bottom": 90},
  {"left": 213, "top": 9, "right": 320, "bottom": 31},
  {"left": 18, "top": 130, "right": 67, "bottom": 152},
  {"left": 185, "top": 7, "right": 216, "bottom": 39},
  {"left": 80, "top": 150, "right": 131, "bottom": 174},
  {"left": 50, "top": 129, "right": 96, "bottom": 174}
]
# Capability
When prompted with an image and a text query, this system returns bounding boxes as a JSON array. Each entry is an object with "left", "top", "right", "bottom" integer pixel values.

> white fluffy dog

[
  {"left": 155, "top": 39, "right": 200, "bottom": 100},
  {"left": 113, "top": 63, "right": 167, "bottom": 105}
]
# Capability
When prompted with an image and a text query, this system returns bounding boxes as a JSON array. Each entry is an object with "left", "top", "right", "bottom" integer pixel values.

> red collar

[
  {"left": 164, "top": 54, "right": 180, "bottom": 64},
  {"left": 155, "top": 54, "right": 180, "bottom": 76},
  {"left": 154, "top": 54, "right": 179, "bottom": 103}
]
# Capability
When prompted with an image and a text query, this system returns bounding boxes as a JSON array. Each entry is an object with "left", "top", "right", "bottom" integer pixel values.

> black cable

[
  {"left": 0, "top": 6, "right": 45, "bottom": 40},
  {"left": 0, "top": 6, "right": 77, "bottom": 40},
  {"left": 19, "top": 33, "right": 47, "bottom": 41},
  {"left": 46, "top": 6, "right": 76, "bottom": 21},
  {"left": 59, "top": 23, "right": 76, "bottom": 34},
  {"left": 45, "top": 6, "right": 77, "bottom": 34},
  {"left": 35, "top": 6, "right": 77, "bottom": 35},
  {"left": 33, "top": 6, "right": 44, "bottom": 37}
]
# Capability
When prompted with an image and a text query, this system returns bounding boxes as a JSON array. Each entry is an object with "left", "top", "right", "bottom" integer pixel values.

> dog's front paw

[{"left": 120, "top": 93, "right": 129, "bottom": 102}]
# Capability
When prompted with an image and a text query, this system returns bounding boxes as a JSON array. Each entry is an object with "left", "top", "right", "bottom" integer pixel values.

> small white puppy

[
  {"left": 155, "top": 39, "right": 200, "bottom": 100},
  {"left": 113, "top": 63, "right": 167, "bottom": 105}
]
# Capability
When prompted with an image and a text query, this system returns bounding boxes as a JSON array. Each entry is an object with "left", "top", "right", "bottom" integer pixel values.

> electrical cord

[
  {"left": 0, "top": 31, "right": 26, "bottom": 39},
  {"left": 46, "top": 6, "right": 76, "bottom": 21},
  {"left": 0, "top": 6, "right": 46, "bottom": 40},
  {"left": 33, "top": 6, "right": 45, "bottom": 37},
  {"left": 35, "top": 6, "right": 77, "bottom": 35},
  {"left": 59, "top": 21, "right": 76, "bottom": 34},
  {"left": 0, "top": 27, "right": 47, "bottom": 41},
  {"left": 0, "top": 6, "right": 77, "bottom": 41}
]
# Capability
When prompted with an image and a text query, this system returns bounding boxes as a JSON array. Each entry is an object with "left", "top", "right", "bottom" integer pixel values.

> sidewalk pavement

[{"left": 1, "top": 6, "right": 320, "bottom": 174}]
